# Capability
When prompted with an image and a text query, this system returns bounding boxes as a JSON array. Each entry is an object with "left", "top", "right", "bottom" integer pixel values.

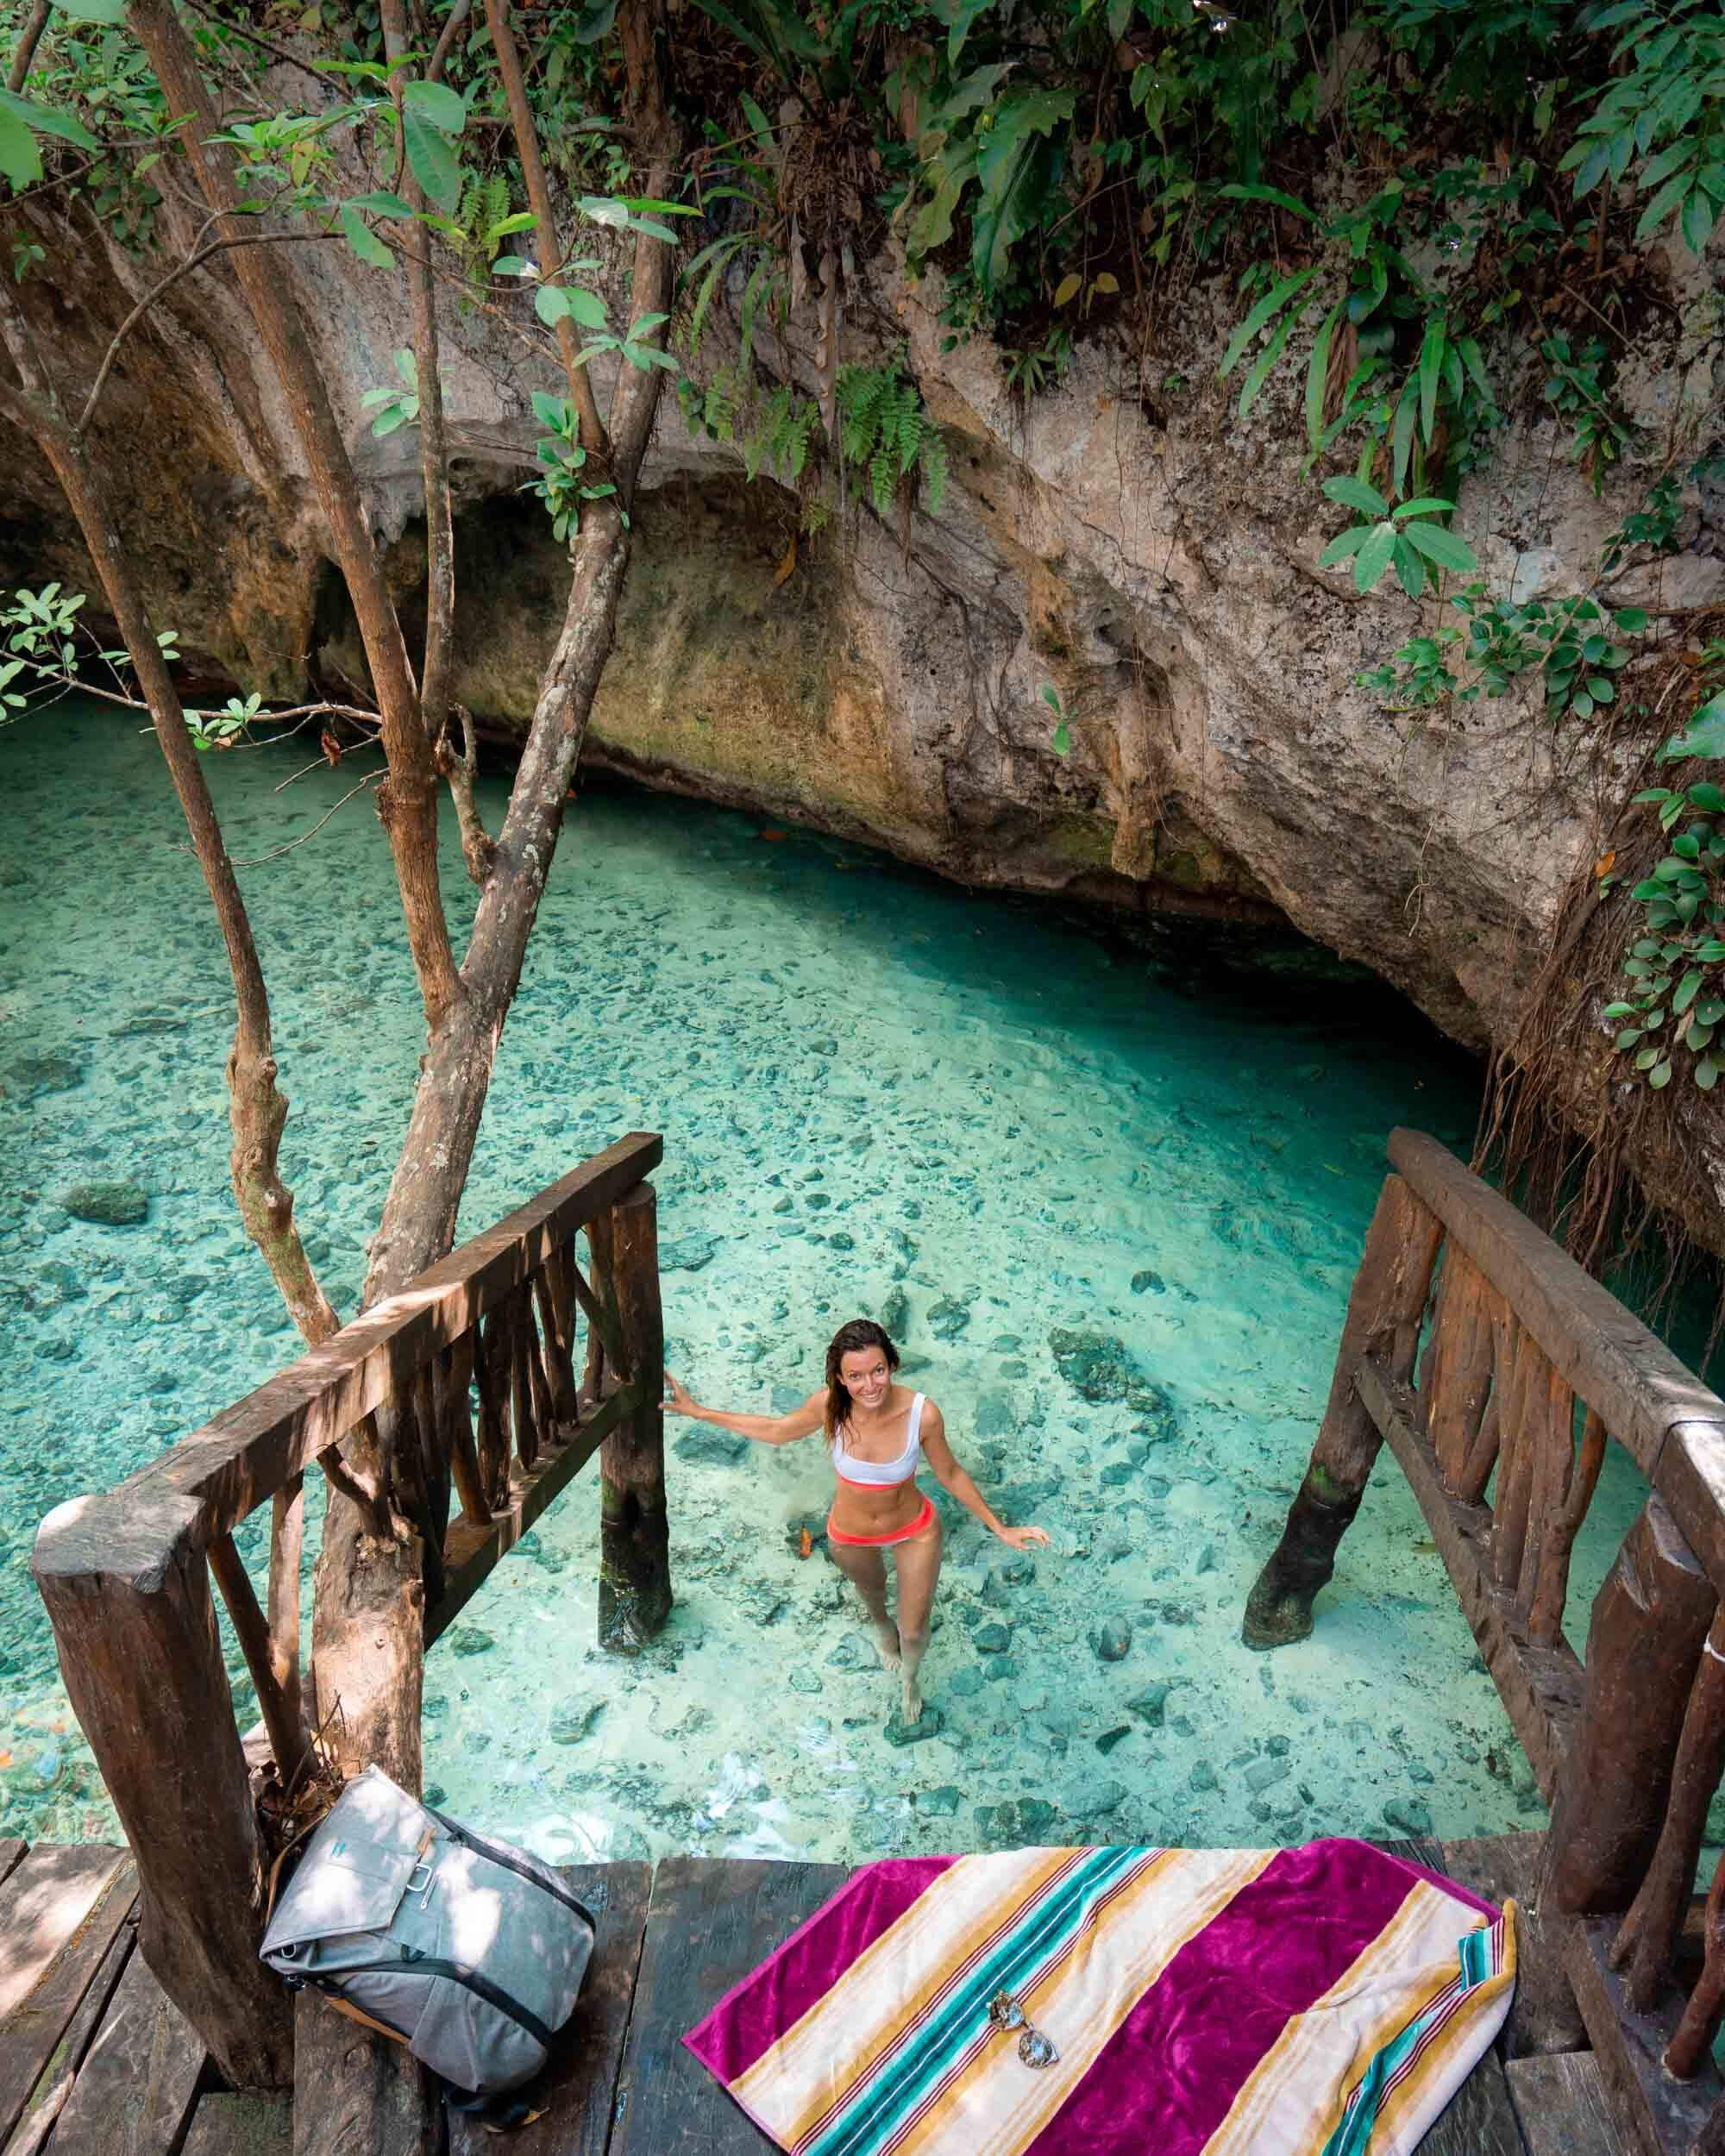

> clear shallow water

[{"left": 0, "top": 703, "right": 1647, "bottom": 1860}]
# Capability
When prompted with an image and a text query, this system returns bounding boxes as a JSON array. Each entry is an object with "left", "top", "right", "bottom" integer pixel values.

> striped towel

[{"left": 684, "top": 1837, "right": 1515, "bottom": 2156}]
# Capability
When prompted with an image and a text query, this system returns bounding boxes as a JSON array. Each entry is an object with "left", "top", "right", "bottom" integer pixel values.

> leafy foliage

[{"left": 835, "top": 358, "right": 947, "bottom": 517}]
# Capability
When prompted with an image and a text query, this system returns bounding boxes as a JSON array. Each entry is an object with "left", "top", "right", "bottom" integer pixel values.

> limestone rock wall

[{"left": 8, "top": 204, "right": 1725, "bottom": 1243}]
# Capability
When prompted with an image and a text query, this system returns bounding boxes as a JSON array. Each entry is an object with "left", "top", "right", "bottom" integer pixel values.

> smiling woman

[{"left": 664, "top": 1318, "right": 1049, "bottom": 1726}]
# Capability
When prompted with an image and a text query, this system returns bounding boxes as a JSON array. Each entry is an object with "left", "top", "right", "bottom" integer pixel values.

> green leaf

[
  {"left": 47, "top": 0, "right": 125, "bottom": 17},
  {"left": 1354, "top": 521, "right": 1398, "bottom": 593},
  {"left": 1663, "top": 689, "right": 1725, "bottom": 761},
  {"left": 1321, "top": 474, "right": 1389, "bottom": 518},
  {"left": 1237, "top": 291, "right": 1311, "bottom": 420},
  {"left": 568, "top": 286, "right": 608, "bottom": 329},
  {"left": 1218, "top": 181, "right": 1317, "bottom": 222},
  {"left": 1697, "top": 1057, "right": 1720, "bottom": 1091},
  {"left": 1615, "top": 1028, "right": 1645, "bottom": 1049},
  {"left": 1688, "top": 782, "right": 1725, "bottom": 813},
  {"left": 1051, "top": 719, "right": 1072, "bottom": 756},
  {"left": 970, "top": 88, "right": 1075, "bottom": 296},
  {"left": 0, "top": 105, "right": 41, "bottom": 189},
  {"left": 0, "top": 88, "right": 95, "bottom": 151},
  {"left": 1682, "top": 188, "right": 1717, "bottom": 256},
  {"left": 1399, "top": 521, "right": 1478, "bottom": 575},
  {"left": 1417, "top": 319, "right": 1445, "bottom": 445},
  {"left": 1634, "top": 167, "right": 1693, "bottom": 242},
  {"left": 1615, "top": 607, "right": 1650, "bottom": 633},
  {"left": 1392, "top": 497, "right": 1458, "bottom": 517},
  {"left": 1317, "top": 525, "right": 1371, "bottom": 567},
  {"left": 1586, "top": 674, "right": 1615, "bottom": 701},
  {"left": 1651, "top": 1058, "right": 1673, "bottom": 1087},
  {"left": 1219, "top": 266, "right": 1320, "bottom": 379},
  {"left": 340, "top": 202, "right": 393, "bottom": 268},
  {"left": 1391, "top": 375, "right": 1419, "bottom": 498},
  {"left": 1390, "top": 533, "right": 1425, "bottom": 600},
  {"left": 403, "top": 110, "right": 461, "bottom": 213},
  {"left": 1675, "top": 968, "right": 1705, "bottom": 1014},
  {"left": 401, "top": 80, "right": 467, "bottom": 135},
  {"left": 492, "top": 254, "right": 533, "bottom": 278},
  {"left": 1635, "top": 1045, "right": 1661, "bottom": 1069},
  {"left": 345, "top": 190, "right": 415, "bottom": 220}
]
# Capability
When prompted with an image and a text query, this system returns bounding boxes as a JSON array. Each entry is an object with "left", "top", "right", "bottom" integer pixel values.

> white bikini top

[{"left": 831, "top": 1392, "right": 925, "bottom": 1486}]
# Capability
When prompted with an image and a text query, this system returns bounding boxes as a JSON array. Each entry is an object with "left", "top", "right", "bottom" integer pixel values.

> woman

[{"left": 664, "top": 1318, "right": 1049, "bottom": 1726}]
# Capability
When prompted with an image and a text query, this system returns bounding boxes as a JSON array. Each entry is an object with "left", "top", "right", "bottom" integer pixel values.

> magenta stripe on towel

[
  {"left": 685, "top": 1856, "right": 958, "bottom": 2084},
  {"left": 1023, "top": 1839, "right": 1490, "bottom": 2156}
]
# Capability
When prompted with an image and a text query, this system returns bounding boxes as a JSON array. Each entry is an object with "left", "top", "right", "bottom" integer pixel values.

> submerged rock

[
  {"left": 446, "top": 1626, "right": 493, "bottom": 1658},
  {"left": 1093, "top": 1618, "right": 1132, "bottom": 1662},
  {"left": 661, "top": 1234, "right": 719, "bottom": 1271},
  {"left": 1125, "top": 1683, "right": 1173, "bottom": 1728},
  {"left": 927, "top": 1295, "right": 971, "bottom": 1342},
  {"left": 1048, "top": 1327, "right": 1132, "bottom": 1402},
  {"left": 1130, "top": 1270, "right": 1165, "bottom": 1295},
  {"left": 61, "top": 1180, "right": 147, "bottom": 1226},
  {"left": 882, "top": 1705, "right": 944, "bottom": 1746},
  {"left": 972, "top": 1622, "right": 1013, "bottom": 1654},
  {"left": 1383, "top": 1797, "right": 1435, "bottom": 1839},
  {"left": 674, "top": 1427, "right": 750, "bottom": 1466},
  {"left": 549, "top": 1696, "right": 606, "bottom": 1745},
  {"left": 880, "top": 1288, "right": 908, "bottom": 1338},
  {"left": 8, "top": 1053, "right": 84, "bottom": 1098}
]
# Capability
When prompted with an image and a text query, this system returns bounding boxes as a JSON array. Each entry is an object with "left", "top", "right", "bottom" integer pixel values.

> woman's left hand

[{"left": 996, "top": 1524, "right": 1051, "bottom": 1550}]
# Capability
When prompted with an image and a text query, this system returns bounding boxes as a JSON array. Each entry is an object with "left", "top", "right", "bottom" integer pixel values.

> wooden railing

[
  {"left": 1245, "top": 1129, "right": 1725, "bottom": 2156},
  {"left": 30, "top": 1131, "right": 668, "bottom": 2092}
]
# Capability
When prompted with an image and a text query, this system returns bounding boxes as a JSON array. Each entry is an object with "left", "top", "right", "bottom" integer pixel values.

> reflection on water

[{"left": 0, "top": 705, "right": 1646, "bottom": 1858}]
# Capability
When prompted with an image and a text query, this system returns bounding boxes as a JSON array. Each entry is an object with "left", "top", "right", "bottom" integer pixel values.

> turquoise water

[{"left": 0, "top": 704, "right": 1643, "bottom": 1860}]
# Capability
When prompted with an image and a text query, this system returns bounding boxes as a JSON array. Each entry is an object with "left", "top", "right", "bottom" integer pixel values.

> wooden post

[
  {"left": 1242, "top": 1173, "right": 1442, "bottom": 1649},
  {"left": 598, "top": 1181, "right": 672, "bottom": 1653},
  {"left": 1541, "top": 1493, "right": 1718, "bottom": 1915},
  {"left": 33, "top": 1493, "right": 293, "bottom": 2090},
  {"left": 1613, "top": 1603, "right": 1725, "bottom": 2011}
]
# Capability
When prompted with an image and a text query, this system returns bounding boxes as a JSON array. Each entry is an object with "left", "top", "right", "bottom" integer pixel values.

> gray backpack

[{"left": 260, "top": 1766, "right": 595, "bottom": 2094}]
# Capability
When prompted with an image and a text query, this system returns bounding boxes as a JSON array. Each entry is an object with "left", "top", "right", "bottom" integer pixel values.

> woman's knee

[{"left": 899, "top": 1622, "right": 929, "bottom": 1657}]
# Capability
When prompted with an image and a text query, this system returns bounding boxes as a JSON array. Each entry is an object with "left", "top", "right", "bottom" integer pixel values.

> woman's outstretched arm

[
  {"left": 920, "top": 1404, "right": 1050, "bottom": 1550},
  {"left": 663, "top": 1372, "right": 826, "bottom": 1446}
]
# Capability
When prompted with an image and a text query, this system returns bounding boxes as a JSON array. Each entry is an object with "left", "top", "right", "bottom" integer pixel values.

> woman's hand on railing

[{"left": 663, "top": 1369, "right": 699, "bottom": 1417}]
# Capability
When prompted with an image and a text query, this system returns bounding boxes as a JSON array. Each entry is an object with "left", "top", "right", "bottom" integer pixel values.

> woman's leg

[
  {"left": 890, "top": 1513, "right": 944, "bottom": 1724},
  {"left": 829, "top": 1538, "right": 900, "bottom": 1670}
]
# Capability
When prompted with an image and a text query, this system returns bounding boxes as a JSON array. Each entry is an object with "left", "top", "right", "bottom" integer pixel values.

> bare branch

[
  {"left": 230, "top": 768, "right": 383, "bottom": 866},
  {"left": 172, "top": 0, "right": 334, "bottom": 95},
  {"left": 76, "top": 224, "right": 343, "bottom": 436},
  {"left": 382, "top": 0, "right": 454, "bottom": 743},
  {"left": 428, "top": 0, "right": 472, "bottom": 83},
  {"left": 481, "top": 0, "right": 607, "bottom": 455},
  {"left": 129, "top": 0, "right": 461, "bottom": 1031},
  {"left": 0, "top": 282, "right": 340, "bottom": 1352},
  {"left": 6, "top": 1, "right": 50, "bottom": 95},
  {"left": 439, "top": 701, "right": 497, "bottom": 884}
]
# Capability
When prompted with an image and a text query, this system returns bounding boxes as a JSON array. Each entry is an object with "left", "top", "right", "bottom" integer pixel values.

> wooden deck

[{"left": 0, "top": 1829, "right": 1636, "bottom": 2155}]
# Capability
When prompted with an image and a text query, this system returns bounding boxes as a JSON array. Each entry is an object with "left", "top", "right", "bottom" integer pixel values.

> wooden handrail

[
  {"left": 47, "top": 1131, "right": 661, "bottom": 1557},
  {"left": 32, "top": 1131, "right": 669, "bottom": 2094},
  {"left": 1251, "top": 1131, "right": 1725, "bottom": 2155}
]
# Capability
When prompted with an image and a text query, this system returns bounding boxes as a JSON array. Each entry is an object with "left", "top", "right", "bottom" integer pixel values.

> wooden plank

[
  {"left": 0, "top": 1848, "right": 137, "bottom": 2143},
  {"left": 611, "top": 1858, "right": 848, "bottom": 2156},
  {"left": 47, "top": 1132, "right": 662, "bottom": 1551},
  {"left": 448, "top": 1864, "right": 651, "bottom": 2156},
  {"left": 4, "top": 1921, "right": 135, "bottom": 2153},
  {"left": 47, "top": 1939, "right": 207, "bottom": 2156},
  {"left": 179, "top": 2094, "right": 292, "bottom": 2156},
  {"left": 290, "top": 1991, "right": 433, "bottom": 2156},
  {"left": 1565, "top": 1915, "right": 1720, "bottom": 2156},
  {"left": 1421, "top": 2048, "right": 1528, "bottom": 2156},
  {"left": 1359, "top": 1356, "right": 1584, "bottom": 1800},
  {"left": 1507, "top": 2052, "right": 1631, "bottom": 2156},
  {"left": 1387, "top": 1131, "right": 1721, "bottom": 1486},
  {"left": 428, "top": 1382, "right": 642, "bottom": 1645},
  {"left": 1441, "top": 1834, "right": 1587, "bottom": 2058}
]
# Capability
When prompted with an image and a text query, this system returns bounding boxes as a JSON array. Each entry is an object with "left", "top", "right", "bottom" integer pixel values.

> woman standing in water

[{"left": 665, "top": 1319, "right": 1049, "bottom": 1726}]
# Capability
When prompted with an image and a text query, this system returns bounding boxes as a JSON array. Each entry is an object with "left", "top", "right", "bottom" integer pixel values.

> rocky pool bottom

[{"left": 0, "top": 706, "right": 1658, "bottom": 1863}]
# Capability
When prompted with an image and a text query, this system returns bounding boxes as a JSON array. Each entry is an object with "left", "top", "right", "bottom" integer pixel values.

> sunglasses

[{"left": 987, "top": 1989, "right": 1061, "bottom": 2070}]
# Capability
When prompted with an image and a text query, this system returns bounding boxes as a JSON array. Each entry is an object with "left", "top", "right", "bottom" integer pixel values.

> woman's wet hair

[{"left": 825, "top": 1317, "right": 900, "bottom": 1442}]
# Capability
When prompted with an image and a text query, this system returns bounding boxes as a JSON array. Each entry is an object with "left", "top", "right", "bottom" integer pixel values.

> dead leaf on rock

[{"left": 773, "top": 537, "right": 798, "bottom": 587}]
